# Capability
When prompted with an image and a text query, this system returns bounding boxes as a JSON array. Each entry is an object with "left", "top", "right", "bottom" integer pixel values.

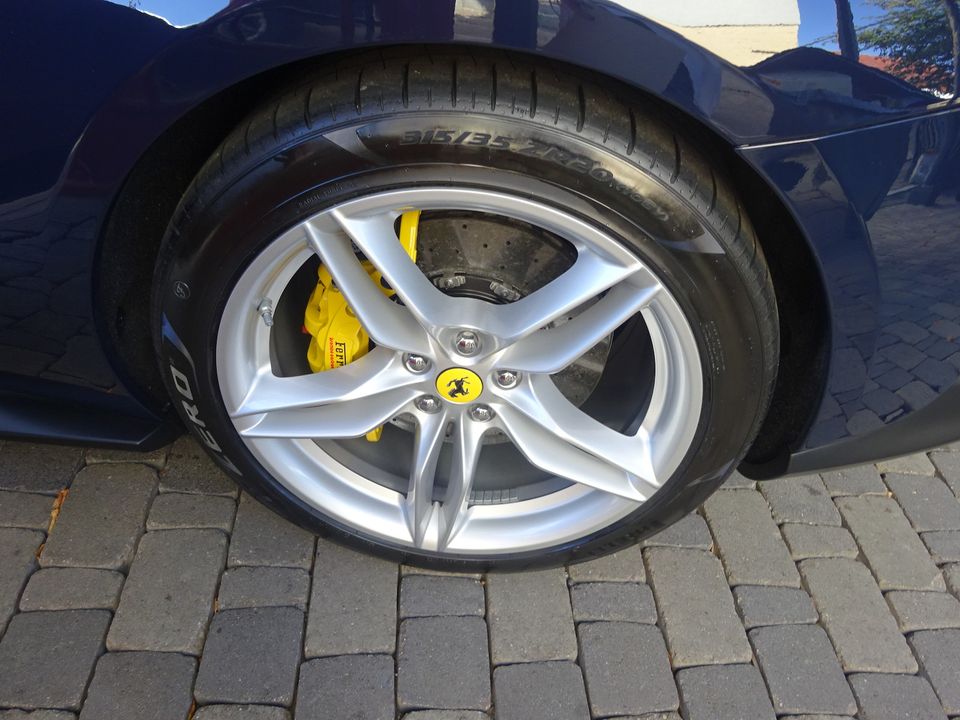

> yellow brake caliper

[{"left": 303, "top": 210, "right": 421, "bottom": 442}]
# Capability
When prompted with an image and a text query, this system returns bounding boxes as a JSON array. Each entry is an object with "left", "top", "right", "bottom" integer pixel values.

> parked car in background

[{"left": 1, "top": 0, "right": 959, "bottom": 568}]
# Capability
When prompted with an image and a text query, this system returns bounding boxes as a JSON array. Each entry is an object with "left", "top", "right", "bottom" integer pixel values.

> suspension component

[{"left": 303, "top": 210, "right": 421, "bottom": 441}]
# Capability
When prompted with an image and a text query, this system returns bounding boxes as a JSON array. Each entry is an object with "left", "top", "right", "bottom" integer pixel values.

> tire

[{"left": 153, "top": 49, "right": 778, "bottom": 570}]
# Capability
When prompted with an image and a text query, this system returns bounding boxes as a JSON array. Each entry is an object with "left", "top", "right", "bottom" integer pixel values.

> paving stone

[
  {"left": 759, "top": 475, "right": 841, "bottom": 526},
  {"left": 195, "top": 607, "right": 304, "bottom": 706},
  {"left": 566, "top": 544, "right": 645, "bottom": 582},
  {"left": 570, "top": 582, "right": 657, "bottom": 624},
  {"left": 159, "top": 435, "right": 237, "bottom": 496},
  {"left": 218, "top": 566, "right": 309, "bottom": 611},
  {"left": 848, "top": 673, "right": 946, "bottom": 720},
  {"left": 493, "top": 662, "right": 590, "bottom": 720},
  {"left": 733, "top": 585, "right": 818, "bottom": 628},
  {"left": 399, "top": 575, "right": 484, "bottom": 618},
  {"left": 641, "top": 513, "right": 712, "bottom": 549},
  {"left": 0, "top": 528, "right": 42, "bottom": 632},
  {"left": 881, "top": 342, "right": 926, "bottom": 370},
  {"left": 193, "top": 707, "right": 289, "bottom": 720},
  {"left": 836, "top": 495, "right": 944, "bottom": 591},
  {"left": 402, "top": 713, "right": 490, "bottom": 720},
  {"left": 885, "top": 320, "right": 930, "bottom": 343},
  {"left": 227, "top": 493, "right": 313, "bottom": 569},
  {"left": 898, "top": 380, "right": 938, "bottom": 411},
  {"left": 750, "top": 625, "right": 856, "bottom": 716},
  {"left": 780, "top": 716, "right": 854, "bottom": 720},
  {"left": 644, "top": 547, "right": 751, "bottom": 667},
  {"left": 147, "top": 492, "right": 236, "bottom": 532},
  {"left": 0, "top": 711, "right": 77, "bottom": 720},
  {"left": 108, "top": 528, "right": 227, "bottom": 654},
  {"left": 397, "top": 616, "right": 491, "bottom": 712},
  {"left": 874, "top": 366, "right": 914, "bottom": 392},
  {"left": 487, "top": 568, "right": 577, "bottom": 664},
  {"left": 799, "top": 558, "right": 917, "bottom": 673},
  {"left": 877, "top": 452, "right": 937, "bottom": 476},
  {"left": 0, "top": 610, "right": 110, "bottom": 711},
  {"left": 909, "top": 629, "right": 960, "bottom": 714},
  {"left": 947, "top": 564, "right": 960, "bottom": 597},
  {"left": 305, "top": 538, "right": 398, "bottom": 657},
  {"left": 930, "top": 451, "right": 960, "bottom": 497},
  {"left": 913, "top": 358, "right": 958, "bottom": 390},
  {"left": 295, "top": 655, "right": 393, "bottom": 720},
  {"left": 885, "top": 590, "right": 960, "bottom": 632},
  {"left": 862, "top": 387, "right": 905, "bottom": 416},
  {"left": 40, "top": 464, "right": 157, "bottom": 570},
  {"left": 19, "top": 568, "right": 124, "bottom": 611},
  {"left": 676, "top": 664, "right": 776, "bottom": 720},
  {"left": 922, "top": 531, "right": 960, "bottom": 564},
  {"left": 885, "top": 473, "right": 960, "bottom": 531},
  {"left": 79, "top": 651, "right": 196, "bottom": 720},
  {"left": 781, "top": 523, "right": 860, "bottom": 560},
  {"left": 821, "top": 466, "right": 886, "bottom": 496},
  {"left": 0, "top": 442, "right": 82, "bottom": 494},
  {"left": 702, "top": 489, "right": 800, "bottom": 587},
  {"left": 0, "top": 490, "right": 52, "bottom": 529},
  {"left": 577, "top": 622, "right": 677, "bottom": 717},
  {"left": 85, "top": 445, "right": 168, "bottom": 470},
  {"left": 399, "top": 564, "right": 481, "bottom": 579},
  {"left": 721, "top": 470, "right": 756, "bottom": 489}
]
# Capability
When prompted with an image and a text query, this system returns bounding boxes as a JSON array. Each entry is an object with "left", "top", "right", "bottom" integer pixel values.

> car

[{"left": 2, "top": 0, "right": 959, "bottom": 569}]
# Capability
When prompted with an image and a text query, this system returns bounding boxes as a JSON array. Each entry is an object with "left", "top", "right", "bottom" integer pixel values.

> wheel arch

[{"left": 93, "top": 43, "right": 831, "bottom": 465}]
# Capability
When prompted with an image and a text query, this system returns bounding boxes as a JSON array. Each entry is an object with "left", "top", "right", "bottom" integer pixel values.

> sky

[{"left": 798, "top": 0, "right": 886, "bottom": 48}]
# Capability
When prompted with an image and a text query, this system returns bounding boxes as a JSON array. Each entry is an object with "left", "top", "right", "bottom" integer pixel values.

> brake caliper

[{"left": 303, "top": 210, "right": 421, "bottom": 442}]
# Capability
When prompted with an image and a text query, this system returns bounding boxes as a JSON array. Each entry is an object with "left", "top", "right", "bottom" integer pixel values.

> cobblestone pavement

[{"left": 1, "top": 436, "right": 960, "bottom": 719}]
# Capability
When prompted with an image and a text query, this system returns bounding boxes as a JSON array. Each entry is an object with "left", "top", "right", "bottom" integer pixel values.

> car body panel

[{"left": 1, "top": 0, "right": 958, "bottom": 467}]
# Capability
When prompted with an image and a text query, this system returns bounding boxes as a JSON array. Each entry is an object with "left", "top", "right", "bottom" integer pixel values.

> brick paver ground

[{"left": 0, "top": 436, "right": 959, "bottom": 718}]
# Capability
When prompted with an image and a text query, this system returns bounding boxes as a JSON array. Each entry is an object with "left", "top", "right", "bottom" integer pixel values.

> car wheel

[{"left": 153, "top": 50, "right": 778, "bottom": 569}]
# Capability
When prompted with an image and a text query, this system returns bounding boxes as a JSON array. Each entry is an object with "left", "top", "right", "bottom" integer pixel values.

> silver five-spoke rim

[{"left": 217, "top": 187, "right": 703, "bottom": 555}]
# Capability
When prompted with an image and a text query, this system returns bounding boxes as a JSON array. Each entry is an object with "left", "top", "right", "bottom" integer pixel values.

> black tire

[{"left": 153, "top": 49, "right": 779, "bottom": 570}]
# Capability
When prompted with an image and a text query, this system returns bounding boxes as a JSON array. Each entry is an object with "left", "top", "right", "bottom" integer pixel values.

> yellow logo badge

[{"left": 436, "top": 368, "right": 483, "bottom": 404}]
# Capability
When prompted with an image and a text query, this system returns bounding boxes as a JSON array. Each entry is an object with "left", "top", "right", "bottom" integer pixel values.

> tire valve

[{"left": 257, "top": 299, "right": 274, "bottom": 327}]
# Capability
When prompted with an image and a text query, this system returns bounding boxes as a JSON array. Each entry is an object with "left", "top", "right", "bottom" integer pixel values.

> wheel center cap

[{"left": 436, "top": 367, "right": 483, "bottom": 404}]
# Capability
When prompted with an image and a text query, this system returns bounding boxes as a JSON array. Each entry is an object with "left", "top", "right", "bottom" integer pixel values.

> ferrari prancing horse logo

[{"left": 435, "top": 367, "right": 483, "bottom": 404}]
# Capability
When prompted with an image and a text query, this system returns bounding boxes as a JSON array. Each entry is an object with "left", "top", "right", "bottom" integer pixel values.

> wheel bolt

[
  {"left": 404, "top": 354, "right": 430, "bottom": 374},
  {"left": 469, "top": 405, "right": 495, "bottom": 422},
  {"left": 454, "top": 330, "right": 481, "bottom": 356},
  {"left": 494, "top": 370, "right": 520, "bottom": 389},
  {"left": 415, "top": 396, "right": 442, "bottom": 414}
]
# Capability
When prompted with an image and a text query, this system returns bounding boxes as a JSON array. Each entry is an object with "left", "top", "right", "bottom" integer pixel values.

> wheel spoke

[
  {"left": 328, "top": 207, "right": 492, "bottom": 336},
  {"left": 404, "top": 409, "right": 450, "bottom": 548},
  {"left": 304, "top": 219, "right": 430, "bottom": 355},
  {"left": 496, "top": 405, "right": 648, "bottom": 502},
  {"left": 235, "top": 387, "right": 419, "bottom": 439},
  {"left": 229, "top": 348, "right": 417, "bottom": 418},
  {"left": 483, "top": 247, "right": 644, "bottom": 346},
  {"left": 437, "top": 417, "right": 485, "bottom": 550},
  {"left": 499, "top": 278, "right": 661, "bottom": 374},
  {"left": 495, "top": 374, "right": 660, "bottom": 495}
]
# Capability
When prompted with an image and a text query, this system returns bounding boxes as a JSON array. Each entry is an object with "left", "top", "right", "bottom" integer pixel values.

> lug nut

[
  {"left": 415, "top": 396, "right": 442, "bottom": 414},
  {"left": 494, "top": 370, "right": 520, "bottom": 389},
  {"left": 454, "top": 330, "right": 481, "bottom": 356},
  {"left": 469, "top": 405, "right": 495, "bottom": 422},
  {"left": 404, "top": 354, "right": 430, "bottom": 374}
]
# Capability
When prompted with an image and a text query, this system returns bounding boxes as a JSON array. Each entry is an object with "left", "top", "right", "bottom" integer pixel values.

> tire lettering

[
  {"left": 168, "top": 363, "right": 237, "bottom": 471},
  {"left": 395, "top": 129, "right": 673, "bottom": 223}
]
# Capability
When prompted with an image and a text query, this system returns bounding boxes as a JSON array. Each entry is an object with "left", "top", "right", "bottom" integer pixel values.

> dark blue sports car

[{"left": 2, "top": 0, "right": 959, "bottom": 567}]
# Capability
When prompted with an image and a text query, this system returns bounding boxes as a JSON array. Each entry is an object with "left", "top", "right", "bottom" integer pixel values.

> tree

[{"left": 858, "top": 0, "right": 959, "bottom": 95}]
